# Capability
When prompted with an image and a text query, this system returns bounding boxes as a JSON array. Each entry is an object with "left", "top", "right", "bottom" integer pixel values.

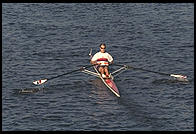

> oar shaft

[
  {"left": 47, "top": 69, "right": 81, "bottom": 80},
  {"left": 131, "top": 67, "right": 170, "bottom": 76},
  {"left": 33, "top": 64, "right": 97, "bottom": 85},
  {"left": 113, "top": 63, "right": 170, "bottom": 76},
  {"left": 48, "top": 64, "right": 95, "bottom": 81}
]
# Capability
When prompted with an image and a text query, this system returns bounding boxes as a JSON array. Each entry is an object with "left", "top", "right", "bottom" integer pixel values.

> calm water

[{"left": 2, "top": 3, "right": 194, "bottom": 131}]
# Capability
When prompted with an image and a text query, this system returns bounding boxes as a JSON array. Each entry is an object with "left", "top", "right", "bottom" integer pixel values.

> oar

[
  {"left": 113, "top": 63, "right": 188, "bottom": 82},
  {"left": 33, "top": 64, "right": 96, "bottom": 85}
]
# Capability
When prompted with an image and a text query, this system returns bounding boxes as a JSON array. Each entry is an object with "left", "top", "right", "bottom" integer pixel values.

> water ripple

[{"left": 2, "top": 3, "right": 194, "bottom": 131}]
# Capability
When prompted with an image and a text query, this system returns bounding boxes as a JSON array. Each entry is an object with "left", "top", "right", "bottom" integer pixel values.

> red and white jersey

[{"left": 91, "top": 52, "right": 113, "bottom": 66}]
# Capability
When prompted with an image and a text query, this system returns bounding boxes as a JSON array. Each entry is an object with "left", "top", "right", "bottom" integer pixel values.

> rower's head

[{"left": 100, "top": 43, "right": 106, "bottom": 53}]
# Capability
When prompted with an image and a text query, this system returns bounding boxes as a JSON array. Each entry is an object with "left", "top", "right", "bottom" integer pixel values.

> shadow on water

[
  {"left": 116, "top": 76, "right": 193, "bottom": 130},
  {"left": 17, "top": 85, "right": 46, "bottom": 94},
  {"left": 88, "top": 76, "right": 159, "bottom": 129},
  {"left": 117, "top": 95, "right": 166, "bottom": 130},
  {"left": 18, "top": 88, "right": 41, "bottom": 94}
]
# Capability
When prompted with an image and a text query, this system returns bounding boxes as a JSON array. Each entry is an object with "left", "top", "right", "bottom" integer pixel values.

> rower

[{"left": 90, "top": 43, "right": 113, "bottom": 78}]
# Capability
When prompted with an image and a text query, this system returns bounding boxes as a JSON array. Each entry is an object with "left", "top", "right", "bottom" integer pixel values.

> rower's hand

[
  {"left": 90, "top": 60, "right": 96, "bottom": 65},
  {"left": 109, "top": 62, "right": 113, "bottom": 65},
  {"left": 80, "top": 67, "right": 85, "bottom": 71}
]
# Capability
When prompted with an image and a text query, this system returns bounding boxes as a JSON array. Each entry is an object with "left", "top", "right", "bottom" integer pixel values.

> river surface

[{"left": 2, "top": 3, "right": 194, "bottom": 131}]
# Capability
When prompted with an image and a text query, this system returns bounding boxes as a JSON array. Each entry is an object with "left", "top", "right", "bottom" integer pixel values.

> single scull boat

[
  {"left": 81, "top": 49, "right": 127, "bottom": 97},
  {"left": 93, "top": 64, "right": 120, "bottom": 97}
]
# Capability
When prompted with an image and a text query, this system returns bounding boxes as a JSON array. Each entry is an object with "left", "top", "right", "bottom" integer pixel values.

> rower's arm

[
  {"left": 90, "top": 60, "right": 97, "bottom": 65},
  {"left": 109, "top": 60, "right": 114, "bottom": 65}
]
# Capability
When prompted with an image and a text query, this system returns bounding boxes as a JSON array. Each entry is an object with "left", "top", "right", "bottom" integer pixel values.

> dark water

[{"left": 2, "top": 3, "right": 194, "bottom": 131}]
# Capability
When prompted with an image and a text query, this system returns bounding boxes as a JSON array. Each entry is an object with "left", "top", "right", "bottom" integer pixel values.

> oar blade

[
  {"left": 33, "top": 79, "right": 48, "bottom": 85},
  {"left": 170, "top": 74, "right": 188, "bottom": 82}
]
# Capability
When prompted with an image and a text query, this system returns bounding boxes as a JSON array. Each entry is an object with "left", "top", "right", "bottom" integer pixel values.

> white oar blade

[
  {"left": 33, "top": 79, "right": 47, "bottom": 85},
  {"left": 170, "top": 74, "right": 188, "bottom": 82}
]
